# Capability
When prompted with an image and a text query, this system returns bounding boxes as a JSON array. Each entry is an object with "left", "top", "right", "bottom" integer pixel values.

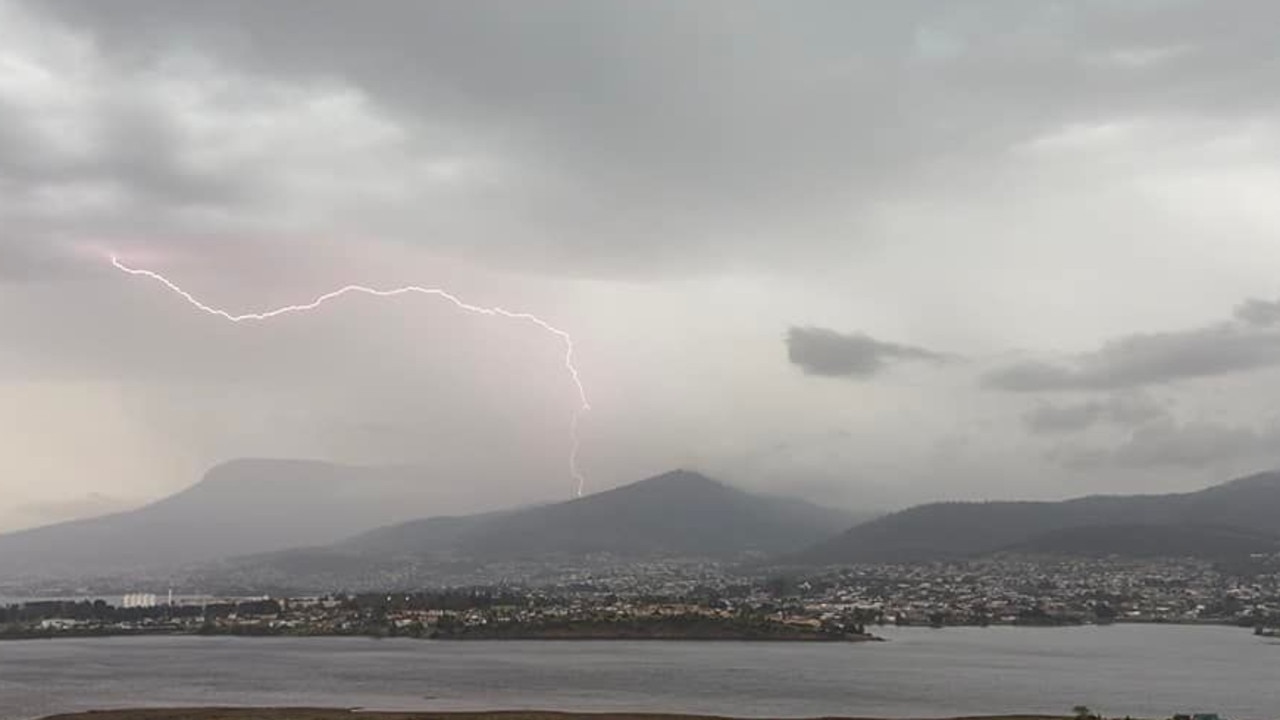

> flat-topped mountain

[
  {"left": 0, "top": 459, "right": 448, "bottom": 578},
  {"left": 796, "top": 470, "right": 1280, "bottom": 564}
]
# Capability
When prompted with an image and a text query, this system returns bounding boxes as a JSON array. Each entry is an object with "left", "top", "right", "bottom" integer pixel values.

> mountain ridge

[
  {"left": 796, "top": 469, "right": 1280, "bottom": 564},
  {"left": 211, "top": 469, "right": 860, "bottom": 588},
  {"left": 0, "top": 458, "right": 452, "bottom": 578},
  {"left": 338, "top": 468, "right": 856, "bottom": 560}
]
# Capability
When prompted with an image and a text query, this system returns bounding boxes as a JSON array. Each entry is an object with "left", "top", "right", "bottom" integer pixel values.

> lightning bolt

[{"left": 110, "top": 255, "right": 591, "bottom": 497}]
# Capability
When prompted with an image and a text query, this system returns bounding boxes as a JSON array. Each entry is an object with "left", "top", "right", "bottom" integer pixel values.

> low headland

[
  {"left": 1, "top": 596, "right": 883, "bottom": 643},
  {"left": 428, "top": 614, "right": 881, "bottom": 641},
  {"left": 36, "top": 709, "right": 1081, "bottom": 720}
]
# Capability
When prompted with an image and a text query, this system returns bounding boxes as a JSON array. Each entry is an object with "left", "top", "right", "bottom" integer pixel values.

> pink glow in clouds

[{"left": 109, "top": 253, "right": 592, "bottom": 497}]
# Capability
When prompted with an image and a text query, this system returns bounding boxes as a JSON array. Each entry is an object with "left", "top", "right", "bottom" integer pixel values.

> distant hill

[
  {"left": 347, "top": 469, "right": 855, "bottom": 560},
  {"left": 217, "top": 470, "right": 857, "bottom": 587},
  {"left": 796, "top": 470, "right": 1280, "bottom": 565},
  {"left": 0, "top": 459, "right": 448, "bottom": 579},
  {"left": 1003, "top": 524, "right": 1280, "bottom": 560}
]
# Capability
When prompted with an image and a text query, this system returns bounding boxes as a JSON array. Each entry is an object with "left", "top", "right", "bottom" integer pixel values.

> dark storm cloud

[
  {"left": 1234, "top": 297, "right": 1280, "bottom": 327},
  {"left": 787, "top": 326, "right": 948, "bottom": 378},
  {"left": 88, "top": 106, "right": 252, "bottom": 208},
  {"left": 0, "top": 91, "right": 253, "bottom": 212},
  {"left": 7, "top": 0, "right": 1280, "bottom": 518},
  {"left": 30, "top": 0, "right": 1280, "bottom": 276},
  {"left": 1022, "top": 393, "right": 1167, "bottom": 435},
  {"left": 984, "top": 320, "right": 1280, "bottom": 392}
]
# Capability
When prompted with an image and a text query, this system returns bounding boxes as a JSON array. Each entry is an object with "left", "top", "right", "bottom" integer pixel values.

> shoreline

[
  {"left": 432, "top": 634, "right": 884, "bottom": 641},
  {"left": 3, "top": 619, "right": 1261, "bottom": 643},
  {"left": 36, "top": 709, "right": 1077, "bottom": 720},
  {"left": 0, "top": 631, "right": 885, "bottom": 643}
]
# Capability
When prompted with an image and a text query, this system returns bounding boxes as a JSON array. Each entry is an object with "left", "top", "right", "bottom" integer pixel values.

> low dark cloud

[
  {"left": 1235, "top": 297, "right": 1280, "bottom": 327},
  {"left": 787, "top": 326, "right": 948, "bottom": 379},
  {"left": 985, "top": 320, "right": 1280, "bottom": 392},
  {"left": 1023, "top": 393, "right": 1167, "bottom": 435},
  {"left": 1051, "top": 419, "right": 1280, "bottom": 471}
]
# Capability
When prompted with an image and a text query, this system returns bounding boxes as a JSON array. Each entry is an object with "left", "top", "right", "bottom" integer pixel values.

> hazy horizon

[
  {"left": 7, "top": 0, "right": 1280, "bottom": 533},
  {"left": 5, "top": 454, "right": 1273, "bottom": 536}
]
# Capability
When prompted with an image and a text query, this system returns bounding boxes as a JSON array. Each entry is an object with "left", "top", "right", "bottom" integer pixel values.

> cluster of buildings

[
  {"left": 794, "top": 557, "right": 1280, "bottom": 627},
  {"left": 4, "top": 554, "right": 1279, "bottom": 639},
  {"left": 408, "top": 553, "right": 1280, "bottom": 631},
  {"left": 120, "top": 592, "right": 163, "bottom": 608}
]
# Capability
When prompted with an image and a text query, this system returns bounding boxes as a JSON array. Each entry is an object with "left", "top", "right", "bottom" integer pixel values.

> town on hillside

[{"left": 4, "top": 554, "right": 1278, "bottom": 640}]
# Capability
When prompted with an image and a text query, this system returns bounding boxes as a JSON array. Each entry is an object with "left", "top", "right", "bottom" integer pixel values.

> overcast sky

[{"left": 4, "top": 0, "right": 1280, "bottom": 532}]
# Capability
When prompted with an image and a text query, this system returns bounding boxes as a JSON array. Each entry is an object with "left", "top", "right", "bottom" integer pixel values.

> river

[{"left": 2, "top": 625, "right": 1277, "bottom": 719}]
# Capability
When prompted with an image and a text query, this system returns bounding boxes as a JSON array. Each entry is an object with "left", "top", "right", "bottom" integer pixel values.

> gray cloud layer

[
  {"left": 1053, "top": 418, "right": 1280, "bottom": 471},
  {"left": 1235, "top": 298, "right": 1280, "bottom": 327},
  {"left": 7, "top": 0, "right": 1280, "bottom": 527},
  {"left": 1023, "top": 392, "right": 1168, "bottom": 435},
  {"left": 787, "top": 326, "right": 947, "bottom": 378},
  {"left": 20, "top": 0, "right": 1280, "bottom": 279},
  {"left": 985, "top": 300, "right": 1280, "bottom": 392}
]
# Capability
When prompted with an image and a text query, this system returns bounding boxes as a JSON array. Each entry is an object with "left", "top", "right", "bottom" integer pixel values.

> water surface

[{"left": 2, "top": 625, "right": 1276, "bottom": 719}]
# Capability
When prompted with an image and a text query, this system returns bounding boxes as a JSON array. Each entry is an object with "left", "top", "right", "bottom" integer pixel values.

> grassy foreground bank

[{"left": 38, "top": 708, "right": 1079, "bottom": 720}]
